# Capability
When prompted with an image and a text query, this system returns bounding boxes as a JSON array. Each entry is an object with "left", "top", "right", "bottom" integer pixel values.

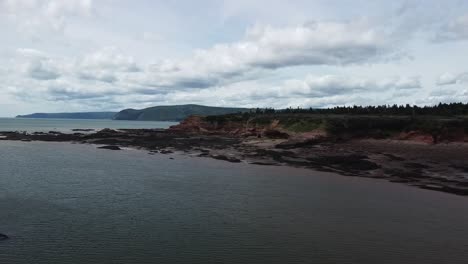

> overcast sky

[{"left": 1, "top": 0, "right": 468, "bottom": 116}]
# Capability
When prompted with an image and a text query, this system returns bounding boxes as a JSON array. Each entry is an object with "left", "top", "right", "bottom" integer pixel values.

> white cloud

[
  {"left": 391, "top": 76, "right": 421, "bottom": 90},
  {"left": 2, "top": 44, "right": 425, "bottom": 111},
  {"left": 113, "top": 74, "right": 425, "bottom": 110},
  {"left": 128, "top": 20, "right": 396, "bottom": 92},
  {"left": 24, "top": 60, "right": 60, "bottom": 80},
  {"left": 1, "top": 0, "right": 468, "bottom": 116},
  {"left": 16, "top": 48, "right": 61, "bottom": 80},
  {"left": 435, "top": 13, "right": 468, "bottom": 42},
  {"left": 436, "top": 72, "right": 468, "bottom": 85},
  {"left": 75, "top": 47, "right": 140, "bottom": 83},
  {"left": 0, "top": 0, "right": 93, "bottom": 31},
  {"left": 278, "top": 75, "right": 420, "bottom": 98}
]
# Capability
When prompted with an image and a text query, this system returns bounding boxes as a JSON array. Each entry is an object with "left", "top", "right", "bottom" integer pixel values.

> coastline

[{"left": 1, "top": 128, "right": 467, "bottom": 196}]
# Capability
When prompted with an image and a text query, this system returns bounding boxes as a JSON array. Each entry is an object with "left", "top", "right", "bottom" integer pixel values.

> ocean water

[
  {"left": 0, "top": 141, "right": 467, "bottom": 264},
  {"left": 0, "top": 118, "right": 178, "bottom": 133}
]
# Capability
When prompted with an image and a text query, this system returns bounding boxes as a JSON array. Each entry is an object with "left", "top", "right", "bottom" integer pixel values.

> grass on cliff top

[
  {"left": 280, "top": 119, "right": 324, "bottom": 133},
  {"left": 204, "top": 113, "right": 468, "bottom": 136}
]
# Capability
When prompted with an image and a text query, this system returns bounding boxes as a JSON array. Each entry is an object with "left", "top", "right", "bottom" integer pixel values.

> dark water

[
  {"left": 0, "top": 118, "right": 177, "bottom": 133},
  {"left": 0, "top": 141, "right": 467, "bottom": 264}
]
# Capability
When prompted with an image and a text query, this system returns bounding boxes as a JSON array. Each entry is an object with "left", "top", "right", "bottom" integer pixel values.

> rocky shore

[{"left": 1, "top": 124, "right": 468, "bottom": 196}]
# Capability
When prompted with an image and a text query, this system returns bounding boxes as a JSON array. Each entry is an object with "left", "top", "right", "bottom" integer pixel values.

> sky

[{"left": 1, "top": 0, "right": 468, "bottom": 116}]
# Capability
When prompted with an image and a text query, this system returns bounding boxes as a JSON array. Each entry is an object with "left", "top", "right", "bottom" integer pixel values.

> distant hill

[
  {"left": 16, "top": 112, "right": 117, "bottom": 120},
  {"left": 113, "top": 104, "right": 249, "bottom": 121}
]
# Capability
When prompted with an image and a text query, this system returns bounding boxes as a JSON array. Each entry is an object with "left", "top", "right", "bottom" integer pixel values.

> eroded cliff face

[
  {"left": 170, "top": 115, "right": 276, "bottom": 136},
  {"left": 168, "top": 115, "right": 326, "bottom": 140},
  {"left": 168, "top": 116, "right": 214, "bottom": 132},
  {"left": 170, "top": 115, "right": 468, "bottom": 144}
]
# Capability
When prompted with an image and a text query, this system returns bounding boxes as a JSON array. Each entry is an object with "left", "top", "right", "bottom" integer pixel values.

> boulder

[
  {"left": 0, "top": 233, "right": 8, "bottom": 241},
  {"left": 98, "top": 145, "right": 121, "bottom": 150},
  {"left": 211, "top": 154, "right": 242, "bottom": 163},
  {"left": 72, "top": 129, "right": 95, "bottom": 132},
  {"left": 276, "top": 138, "right": 324, "bottom": 149},
  {"left": 263, "top": 129, "right": 290, "bottom": 139}
]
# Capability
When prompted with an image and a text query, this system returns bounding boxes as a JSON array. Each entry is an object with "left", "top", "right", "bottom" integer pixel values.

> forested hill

[
  {"left": 16, "top": 112, "right": 117, "bottom": 119},
  {"left": 16, "top": 103, "right": 468, "bottom": 121},
  {"left": 113, "top": 104, "right": 249, "bottom": 121}
]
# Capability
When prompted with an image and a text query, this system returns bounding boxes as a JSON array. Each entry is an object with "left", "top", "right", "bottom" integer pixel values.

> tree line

[{"left": 248, "top": 102, "right": 468, "bottom": 116}]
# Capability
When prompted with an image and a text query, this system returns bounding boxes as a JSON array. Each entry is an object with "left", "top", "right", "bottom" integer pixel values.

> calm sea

[
  {"left": 0, "top": 141, "right": 467, "bottom": 264},
  {"left": 0, "top": 118, "right": 178, "bottom": 133}
]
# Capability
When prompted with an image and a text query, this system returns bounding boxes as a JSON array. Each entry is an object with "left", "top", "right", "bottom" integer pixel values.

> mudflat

[{"left": 1, "top": 128, "right": 467, "bottom": 196}]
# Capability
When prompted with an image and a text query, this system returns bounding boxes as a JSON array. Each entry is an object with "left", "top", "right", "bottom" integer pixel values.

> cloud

[
  {"left": 16, "top": 48, "right": 61, "bottom": 80},
  {"left": 130, "top": 20, "right": 397, "bottom": 92},
  {"left": 281, "top": 75, "right": 378, "bottom": 98},
  {"left": 426, "top": 86, "right": 468, "bottom": 105},
  {"left": 78, "top": 47, "right": 140, "bottom": 72},
  {"left": 75, "top": 47, "right": 140, "bottom": 83},
  {"left": 4, "top": 44, "right": 424, "bottom": 109},
  {"left": 114, "top": 74, "right": 425, "bottom": 110},
  {"left": 0, "top": 0, "right": 94, "bottom": 31},
  {"left": 434, "top": 13, "right": 468, "bottom": 42},
  {"left": 24, "top": 60, "right": 61, "bottom": 80},
  {"left": 436, "top": 72, "right": 468, "bottom": 85},
  {"left": 3, "top": 1, "right": 468, "bottom": 116},
  {"left": 280, "top": 75, "right": 421, "bottom": 98},
  {"left": 391, "top": 76, "right": 421, "bottom": 90},
  {"left": 243, "top": 20, "right": 389, "bottom": 67}
]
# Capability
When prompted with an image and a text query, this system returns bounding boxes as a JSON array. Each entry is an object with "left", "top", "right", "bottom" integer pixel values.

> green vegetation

[
  {"left": 113, "top": 104, "right": 249, "bottom": 121},
  {"left": 251, "top": 102, "right": 468, "bottom": 116},
  {"left": 277, "top": 118, "right": 324, "bottom": 133},
  {"left": 203, "top": 103, "right": 468, "bottom": 142}
]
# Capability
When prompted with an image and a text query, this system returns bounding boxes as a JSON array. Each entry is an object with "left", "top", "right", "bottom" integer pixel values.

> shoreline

[{"left": 1, "top": 128, "right": 467, "bottom": 196}]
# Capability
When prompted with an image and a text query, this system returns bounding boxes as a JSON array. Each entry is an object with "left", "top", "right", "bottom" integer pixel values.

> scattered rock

[
  {"left": 404, "top": 162, "right": 430, "bottom": 169},
  {"left": 0, "top": 233, "right": 8, "bottom": 241},
  {"left": 418, "top": 184, "right": 468, "bottom": 196},
  {"left": 276, "top": 138, "right": 324, "bottom": 149},
  {"left": 384, "top": 168, "right": 425, "bottom": 179},
  {"left": 263, "top": 129, "right": 290, "bottom": 139},
  {"left": 389, "top": 178, "right": 415, "bottom": 183},
  {"left": 98, "top": 145, "right": 121, "bottom": 150},
  {"left": 98, "top": 128, "right": 118, "bottom": 133},
  {"left": 452, "top": 165, "right": 468, "bottom": 173},
  {"left": 211, "top": 154, "right": 242, "bottom": 163},
  {"left": 72, "top": 129, "right": 95, "bottom": 132},
  {"left": 383, "top": 154, "right": 405, "bottom": 161},
  {"left": 308, "top": 154, "right": 381, "bottom": 172},
  {"left": 92, "top": 139, "right": 122, "bottom": 145},
  {"left": 250, "top": 161, "right": 279, "bottom": 166},
  {"left": 2, "top": 123, "right": 468, "bottom": 197}
]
